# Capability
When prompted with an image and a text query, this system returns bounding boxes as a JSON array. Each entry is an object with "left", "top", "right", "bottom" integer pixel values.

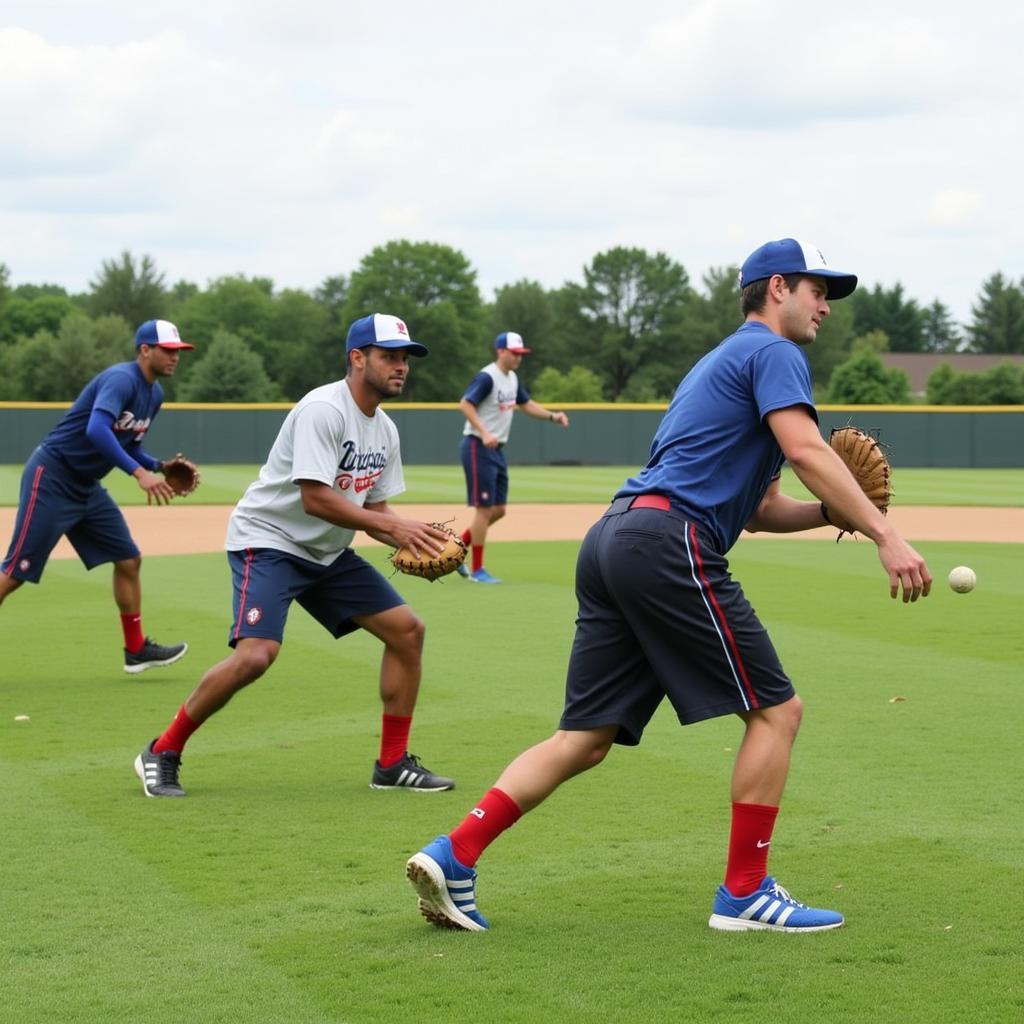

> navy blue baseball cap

[
  {"left": 495, "top": 331, "right": 531, "bottom": 354},
  {"left": 345, "top": 313, "right": 428, "bottom": 357},
  {"left": 134, "top": 319, "right": 195, "bottom": 349},
  {"left": 739, "top": 239, "right": 858, "bottom": 300}
]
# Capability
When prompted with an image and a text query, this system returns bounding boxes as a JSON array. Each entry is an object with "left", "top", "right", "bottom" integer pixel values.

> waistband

[{"left": 605, "top": 493, "right": 672, "bottom": 515}]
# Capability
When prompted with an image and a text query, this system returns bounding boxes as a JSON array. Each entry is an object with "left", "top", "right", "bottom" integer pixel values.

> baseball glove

[
  {"left": 390, "top": 524, "right": 467, "bottom": 582},
  {"left": 825, "top": 426, "right": 892, "bottom": 537},
  {"left": 161, "top": 453, "right": 201, "bottom": 497}
]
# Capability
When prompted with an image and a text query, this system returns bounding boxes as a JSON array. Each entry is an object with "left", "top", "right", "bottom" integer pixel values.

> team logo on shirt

[
  {"left": 336, "top": 441, "right": 388, "bottom": 493},
  {"left": 113, "top": 410, "right": 152, "bottom": 442},
  {"left": 245, "top": 607, "right": 263, "bottom": 626}
]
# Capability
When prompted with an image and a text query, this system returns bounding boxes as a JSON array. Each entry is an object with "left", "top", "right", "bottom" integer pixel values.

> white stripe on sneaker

[
  {"left": 758, "top": 899, "right": 782, "bottom": 922},
  {"left": 739, "top": 895, "right": 769, "bottom": 920}
]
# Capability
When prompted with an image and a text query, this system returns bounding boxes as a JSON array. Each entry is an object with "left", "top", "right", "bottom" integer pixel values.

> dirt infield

[{"left": 4, "top": 503, "right": 1018, "bottom": 561}]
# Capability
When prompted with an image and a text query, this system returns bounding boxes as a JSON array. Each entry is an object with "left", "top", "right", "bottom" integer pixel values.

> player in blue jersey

[
  {"left": 0, "top": 319, "right": 193, "bottom": 674},
  {"left": 456, "top": 331, "right": 569, "bottom": 583},
  {"left": 407, "top": 238, "right": 932, "bottom": 933}
]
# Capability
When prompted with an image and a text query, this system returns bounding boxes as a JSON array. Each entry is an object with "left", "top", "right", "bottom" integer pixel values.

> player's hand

[
  {"left": 482, "top": 430, "right": 501, "bottom": 449},
  {"left": 378, "top": 519, "right": 450, "bottom": 560},
  {"left": 135, "top": 468, "right": 175, "bottom": 506},
  {"left": 551, "top": 411, "right": 569, "bottom": 427},
  {"left": 877, "top": 532, "right": 932, "bottom": 603}
]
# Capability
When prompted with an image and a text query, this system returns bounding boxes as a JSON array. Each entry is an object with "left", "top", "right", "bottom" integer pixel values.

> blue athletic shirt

[
  {"left": 617, "top": 321, "right": 817, "bottom": 552},
  {"left": 40, "top": 361, "right": 163, "bottom": 480}
]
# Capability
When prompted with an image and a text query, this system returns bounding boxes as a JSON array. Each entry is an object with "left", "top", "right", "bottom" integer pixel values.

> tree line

[{"left": 1, "top": 242, "right": 1023, "bottom": 405}]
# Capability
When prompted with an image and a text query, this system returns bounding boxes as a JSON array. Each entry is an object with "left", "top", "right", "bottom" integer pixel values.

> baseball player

[
  {"left": 456, "top": 331, "right": 568, "bottom": 583},
  {"left": 134, "top": 313, "right": 457, "bottom": 798},
  {"left": 407, "top": 239, "right": 932, "bottom": 933},
  {"left": 0, "top": 319, "right": 192, "bottom": 673}
]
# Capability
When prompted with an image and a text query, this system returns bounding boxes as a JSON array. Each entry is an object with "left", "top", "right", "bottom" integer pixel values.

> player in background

[
  {"left": 456, "top": 331, "right": 569, "bottom": 583},
  {"left": 407, "top": 239, "right": 932, "bottom": 933},
  {"left": 134, "top": 313, "right": 457, "bottom": 799},
  {"left": 0, "top": 319, "right": 192, "bottom": 674}
]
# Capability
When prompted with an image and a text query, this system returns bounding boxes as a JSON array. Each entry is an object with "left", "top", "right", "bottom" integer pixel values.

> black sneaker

[
  {"left": 124, "top": 637, "right": 188, "bottom": 675},
  {"left": 134, "top": 740, "right": 186, "bottom": 797},
  {"left": 370, "top": 752, "right": 455, "bottom": 792}
]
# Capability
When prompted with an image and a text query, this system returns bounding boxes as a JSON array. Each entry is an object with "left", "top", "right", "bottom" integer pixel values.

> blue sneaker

[
  {"left": 406, "top": 835, "right": 489, "bottom": 931},
  {"left": 455, "top": 562, "right": 470, "bottom": 579},
  {"left": 708, "top": 876, "right": 844, "bottom": 932},
  {"left": 470, "top": 568, "right": 502, "bottom": 584}
]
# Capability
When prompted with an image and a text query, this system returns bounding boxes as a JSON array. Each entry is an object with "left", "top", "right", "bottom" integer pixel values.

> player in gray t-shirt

[{"left": 134, "top": 314, "right": 458, "bottom": 798}]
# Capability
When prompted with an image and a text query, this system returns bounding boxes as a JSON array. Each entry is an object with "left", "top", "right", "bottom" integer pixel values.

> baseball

[{"left": 947, "top": 566, "right": 976, "bottom": 593}]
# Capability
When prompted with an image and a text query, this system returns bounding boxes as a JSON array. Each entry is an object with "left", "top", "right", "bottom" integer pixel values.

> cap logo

[{"left": 396, "top": 320, "right": 408, "bottom": 336}]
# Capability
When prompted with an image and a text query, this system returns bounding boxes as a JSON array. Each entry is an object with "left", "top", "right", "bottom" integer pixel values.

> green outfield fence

[{"left": 1, "top": 402, "right": 1022, "bottom": 467}]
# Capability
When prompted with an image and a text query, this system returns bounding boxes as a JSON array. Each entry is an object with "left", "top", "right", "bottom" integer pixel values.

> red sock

[
  {"left": 460, "top": 529, "right": 471, "bottom": 547},
  {"left": 379, "top": 713, "right": 412, "bottom": 768},
  {"left": 724, "top": 802, "right": 779, "bottom": 897},
  {"left": 153, "top": 705, "right": 201, "bottom": 755},
  {"left": 449, "top": 787, "right": 523, "bottom": 867},
  {"left": 121, "top": 613, "right": 144, "bottom": 654},
  {"left": 471, "top": 544, "right": 484, "bottom": 573}
]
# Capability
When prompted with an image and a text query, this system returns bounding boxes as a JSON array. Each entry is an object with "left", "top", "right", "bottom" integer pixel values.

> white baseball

[{"left": 948, "top": 566, "right": 976, "bottom": 593}]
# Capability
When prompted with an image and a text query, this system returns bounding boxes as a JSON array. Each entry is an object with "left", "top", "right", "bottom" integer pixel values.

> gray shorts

[{"left": 560, "top": 495, "right": 795, "bottom": 745}]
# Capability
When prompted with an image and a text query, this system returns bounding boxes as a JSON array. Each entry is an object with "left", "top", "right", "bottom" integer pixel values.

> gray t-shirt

[{"left": 226, "top": 379, "right": 405, "bottom": 564}]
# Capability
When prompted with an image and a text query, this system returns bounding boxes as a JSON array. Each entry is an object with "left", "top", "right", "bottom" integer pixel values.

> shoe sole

[
  {"left": 708, "top": 913, "right": 844, "bottom": 933},
  {"left": 369, "top": 781, "right": 454, "bottom": 792},
  {"left": 133, "top": 752, "right": 186, "bottom": 798},
  {"left": 406, "top": 853, "right": 487, "bottom": 932},
  {"left": 124, "top": 643, "right": 189, "bottom": 675}
]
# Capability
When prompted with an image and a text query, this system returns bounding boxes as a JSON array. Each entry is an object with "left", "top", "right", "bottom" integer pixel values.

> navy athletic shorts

[
  {"left": 226, "top": 546, "right": 406, "bottom": 647},
  {"left": 460, "top": 435, "right": 508, "bottom": 507},
  {"left": 1, "top": 446, "right": 139, "bottom": 583},
  {"left": 559, "top": 494, "right": 796, "bottom": 745}
]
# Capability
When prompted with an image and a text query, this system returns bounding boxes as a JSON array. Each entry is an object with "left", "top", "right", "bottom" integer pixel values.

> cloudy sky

[{"left": 2, "top": 1, "right": 1021, "bottom": 325}]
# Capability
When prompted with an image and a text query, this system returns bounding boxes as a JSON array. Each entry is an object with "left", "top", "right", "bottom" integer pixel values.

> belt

[{"left": 629, "top": 494, "right": 670, "bottom": 511}]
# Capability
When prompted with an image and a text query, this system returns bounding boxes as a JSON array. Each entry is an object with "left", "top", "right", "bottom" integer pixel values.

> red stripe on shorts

[
  {"left": 688, "top": 522, "right": 760, "bottom": 711},
  {"left": 4, "top": 463, "right": 45, "bottom": 576},
  {"left": 232, "top": 548, "right": 255, "bottom": 641}
]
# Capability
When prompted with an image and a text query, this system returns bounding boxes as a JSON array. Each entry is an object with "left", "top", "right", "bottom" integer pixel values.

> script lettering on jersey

[
  {"left": 113, "top": 410, "right": 152, "bottom": 443},
  {"left": 335, "top": 440, "right": 388, "bottom": 494},
  {"left": 496, "top": 385, "right": 517, "bottom": 412}
]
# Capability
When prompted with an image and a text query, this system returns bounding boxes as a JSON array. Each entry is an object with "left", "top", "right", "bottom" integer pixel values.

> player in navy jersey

[
  {"left": 407, "top": 239, "right": 932, "bottom": 934},
  {"left": 0, "top": 319, "right": 192, "bottom": 674},
  {"left": 456, "top": 331, "right": 568, "bottom": 583}
]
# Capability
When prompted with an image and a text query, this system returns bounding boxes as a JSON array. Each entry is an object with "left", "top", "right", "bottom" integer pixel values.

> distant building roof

[{"left": 878, "top": 353, "right": 1024, "bottom": 394}]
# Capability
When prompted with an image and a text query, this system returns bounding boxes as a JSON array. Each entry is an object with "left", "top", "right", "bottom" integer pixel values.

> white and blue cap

[
  {"left": 495, "top": 331, "right": 532, "bottom": 354},
  {"left": 739, "top": 239, "right": 858, "bottom": 300},
  {"left": 345, "top": 313, "right": 428, "bottom": 357},
  {"left": 134, "top": 319, "right": 195, "bottom": 349}
]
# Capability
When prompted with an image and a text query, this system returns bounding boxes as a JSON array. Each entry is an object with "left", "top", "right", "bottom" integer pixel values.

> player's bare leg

[
  {"left": 183, "top": 637, "right": 281, "bottom": 721},
  {"left": 731, "top": 695, "right": 803, "bottom": 805},
  {"left": 112, "top": 555, "right": 142, "bottom": 614},
  {"left": 464, "top": 505, "right": 506, "bottom": 582},
  {"left": 0, "top": 574, "right": 23, "bottom": 605},
  {"left": 358, "top": 605, "right": 453, "bottom": 791},
  {"left": 494, "top": 726, "right": 618, "bottom": 812}
]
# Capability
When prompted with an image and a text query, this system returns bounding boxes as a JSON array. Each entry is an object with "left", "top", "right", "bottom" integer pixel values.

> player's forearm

[
  {"left": 786, "top": 444, "right": 891, "bottom": 543},
  {"left": 299, "top": 486, "right": 396, "bottom": 536},
  {"left": 745, "top": 493, "right": 825, "bottom": 534}
]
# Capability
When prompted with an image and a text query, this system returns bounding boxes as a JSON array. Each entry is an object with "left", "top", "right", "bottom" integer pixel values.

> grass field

[
  {"left": 2, "top": 538, "right": 1022, "bottom": 1023},
  {"left": 1, "top": 464, "right": 1022, "bottom": 507}
]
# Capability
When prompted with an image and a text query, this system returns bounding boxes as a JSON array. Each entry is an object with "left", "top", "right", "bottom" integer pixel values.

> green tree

[
  {"left": 487, "top": 280, "right": 557, "bottom": 371},
  {"left": 926, "top": 361, "right": 1024, "bottom": 404},
  {"left": 556, "top": 247, "right": 693, "bottom": 400},
  {"left": 176, "top": 329, "right": 283, "bottom": 402},
  {"left": 0, "top": 314, "right": 132, "bottom": 400},
  {"left": 0, "top": 293, "right": 77, "bottom": 344},
  {"left": 827, "top": 349, "right": 910, "bottom": 404},
  {"left": 0, "top": 262, "right": 10, "bottom": 304},
  {"left": 88, "top": 251, "right": 168, "bottom": 327},
  {"left": 966, "top": 273, "right": 1024, "bottom": 353},
  {"left": 342, "top": 240, "right": 485, "bottom": 401},
  {"left": 850, "top": 283, "right": 927, "bottom": 351},
  {"left": 922, "top": 300, "right": 961, "bottom": 353},
  {"left": 531, "top": 365, "right": 605, "bottom": 402}
]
